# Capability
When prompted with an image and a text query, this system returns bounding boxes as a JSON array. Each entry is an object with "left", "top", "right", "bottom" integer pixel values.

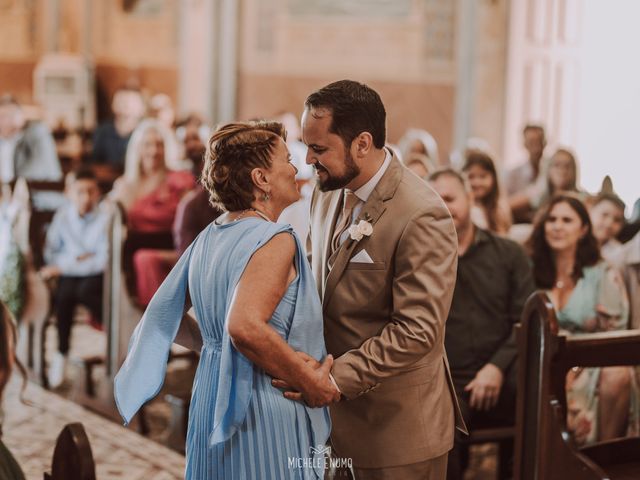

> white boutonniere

[{"left": 348, "top": 220, "right": 373, "bottom": 241}]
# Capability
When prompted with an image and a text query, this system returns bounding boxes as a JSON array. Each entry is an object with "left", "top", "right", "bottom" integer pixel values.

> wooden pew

[
  {"left": 44, "top": 423, "right": 96, "bottom": 480},
  {"left": 514, "top": 292, "right": 640, "bottom": 480}
]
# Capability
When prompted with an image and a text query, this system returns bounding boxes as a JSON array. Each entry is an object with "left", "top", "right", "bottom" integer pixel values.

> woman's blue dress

[{"left": 114, "top": 218, "right": 331, "bottom": 479}]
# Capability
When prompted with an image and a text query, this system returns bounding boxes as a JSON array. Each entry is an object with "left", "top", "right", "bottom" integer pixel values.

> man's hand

[
  {"left": 271, "top": 351, "right": 320, "bottom": 389},
  {"left": 272, "top": 353, "right": 340, "bottom": 407},
  {"left": 464, "top": 363, "right": 504, "bottom": 411},
  {"left": 39, "top": 265, "right": 61, "bottom": 281}
]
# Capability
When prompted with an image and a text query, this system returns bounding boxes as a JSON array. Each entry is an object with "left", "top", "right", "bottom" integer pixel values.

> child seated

[{"left": 40, "top": 168, "right": 110, "bottom": 388}]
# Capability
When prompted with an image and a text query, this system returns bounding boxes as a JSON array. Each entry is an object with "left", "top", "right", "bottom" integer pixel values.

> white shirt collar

[{"left": 349, "top": 148, "right": 392, "bottom": 203}]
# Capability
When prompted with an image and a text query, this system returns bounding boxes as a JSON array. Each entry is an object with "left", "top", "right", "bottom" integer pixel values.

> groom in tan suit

[{"left": 300, "top": 80, "right": 465, "bottom": 479}]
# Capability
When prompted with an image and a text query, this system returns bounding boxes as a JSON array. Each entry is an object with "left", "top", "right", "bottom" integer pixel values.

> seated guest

[
  {"left": 506, "top": 125, "right": 547, "bottom": 223},
  {"left": 0, "top": 301, "right": 26, "bottom": 480},
  {"left": 110, "top": 119, "right": 193, "bottom": 232},
  {"left": 133, "top": 124, "right": 220, "bottom": 306},
  {"left": 510, "top": 147, "right": 584, "bottom": 220},
  {"left": 462, "top": 150, "right": 512, "bottom": 235},
  {"left": 0, "top": 94, "right": 62, "bottom": 182},
  {"left": 429, "top": 169, "right": 535, "bottom": 480},
  {"left": 91, "top": 87, "right": 146, "bottom": 170},
  {"left": 40, "top": 168, "right": 110, "bottom": 388},
  {"left": 611, "top": 231, "right": 640, "bottom": 329},
  {"left": 397, "top": 127, "right": 440, "bottom": 165},
  {"left": 402, "top": 152, "right": 435, "bottom": 180},
  {"left": 504, "top": 124, "right": 547, "bottom": 196},
  {"left": 527, "top": 193, "right": 639, "bottom": 444},
  {"left": 589, "top": 192, "right": 626, "bottom": 261}
]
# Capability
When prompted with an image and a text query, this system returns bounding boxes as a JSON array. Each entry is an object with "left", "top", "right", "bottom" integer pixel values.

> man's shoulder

[{"left": 394, "top": 172, "right": 449, "bottom": 217}]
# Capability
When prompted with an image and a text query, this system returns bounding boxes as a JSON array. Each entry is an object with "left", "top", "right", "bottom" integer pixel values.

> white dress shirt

[{"left": 336, "top": 148, "right": 392, "bottom": 247}]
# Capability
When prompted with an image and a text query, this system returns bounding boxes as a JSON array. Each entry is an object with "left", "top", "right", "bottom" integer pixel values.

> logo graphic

[{"left": 309, "top": 445, "right": 331, "bottom": 456}]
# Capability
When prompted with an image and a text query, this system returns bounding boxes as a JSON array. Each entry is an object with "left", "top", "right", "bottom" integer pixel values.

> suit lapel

[{"left": 322, "top": 154, "right": 404, "bottom": 309}]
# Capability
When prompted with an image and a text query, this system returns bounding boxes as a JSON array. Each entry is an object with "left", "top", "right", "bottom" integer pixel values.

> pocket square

[{"left": 350, "top": 249, "right": 374, "bottom": 263}]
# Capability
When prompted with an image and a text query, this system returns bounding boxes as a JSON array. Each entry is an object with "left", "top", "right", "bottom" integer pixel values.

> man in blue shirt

[{"left": 40, "top": 168, "right": 110, "bottom": 388}]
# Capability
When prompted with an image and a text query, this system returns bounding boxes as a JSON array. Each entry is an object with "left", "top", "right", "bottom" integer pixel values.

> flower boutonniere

[{"left": 348, "top": 220, "right": 373, "bottom": 241}]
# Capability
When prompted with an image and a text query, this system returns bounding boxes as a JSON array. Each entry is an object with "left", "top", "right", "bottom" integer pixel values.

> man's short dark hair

[
  {"left": 522, "top": 124, "right": 545, "bottom": 138},
  {"left": 304, "top": 80, "right": 386, "bottom": 149},
  {"left": 73, "top": 167, "right": 98, "bottom": 183}
]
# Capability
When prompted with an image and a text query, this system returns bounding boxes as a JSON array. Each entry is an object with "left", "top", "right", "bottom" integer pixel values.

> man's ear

[{"left": 353, "top": 132, "right": 373, "bottom": 158}]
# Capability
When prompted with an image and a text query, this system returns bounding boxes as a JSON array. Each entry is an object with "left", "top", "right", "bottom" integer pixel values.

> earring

[{"left": 263, "top": 192, "right": 271, "bottom": 201}]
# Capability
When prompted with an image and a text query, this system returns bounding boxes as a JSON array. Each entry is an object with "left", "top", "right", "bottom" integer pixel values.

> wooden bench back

[
  {"left": 44, "top": 423, "right": 96, "bottom": 480},
  {"left": 514, "top": 291, "right": 640, "bottom": 480}
]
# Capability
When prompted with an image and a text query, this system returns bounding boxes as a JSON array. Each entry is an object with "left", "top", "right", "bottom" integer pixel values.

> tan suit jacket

[{"left": 308, "top": 155, "right": 465, "bottom": 469}]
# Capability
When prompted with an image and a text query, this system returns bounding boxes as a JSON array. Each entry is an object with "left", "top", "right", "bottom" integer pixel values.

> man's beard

[{"left": 316, "top": 148, "right": 360, "bottom": 192}]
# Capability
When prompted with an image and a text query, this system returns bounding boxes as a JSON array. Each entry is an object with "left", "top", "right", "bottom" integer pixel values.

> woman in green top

[
  {"left": 528, "top": 193, "right": 638, "bottom": 445},
  {"left": 0, "top": 301, "right": 25, "bottom": 480}
]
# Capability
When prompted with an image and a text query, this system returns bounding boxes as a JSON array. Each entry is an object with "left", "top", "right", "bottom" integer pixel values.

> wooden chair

[
  {"left": 465, "top": 426, "right": 515, "bottom": 480},
  {"left": 44, "top": 423, "right": 96, "bottom": 480},
  {"left": 514, "top": 292, "right": 640, "bottom": 480}
]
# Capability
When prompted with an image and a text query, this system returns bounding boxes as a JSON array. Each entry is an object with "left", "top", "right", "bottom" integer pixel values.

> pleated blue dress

[{"left": 114, "top": 218, "right": 331, "bottom": 479}]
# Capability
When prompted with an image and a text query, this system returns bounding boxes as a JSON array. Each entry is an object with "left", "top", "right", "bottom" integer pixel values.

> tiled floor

[{"left": 3, "top": 376, "right": 185, "bottom": 480}]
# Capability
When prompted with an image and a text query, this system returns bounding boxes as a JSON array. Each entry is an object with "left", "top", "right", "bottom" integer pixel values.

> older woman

[
  {"left": 528, "top": 194, "right": 639, "bottom": 445},
  {"left": 115, "top": 121, "right": 335, "bottom": 479}
]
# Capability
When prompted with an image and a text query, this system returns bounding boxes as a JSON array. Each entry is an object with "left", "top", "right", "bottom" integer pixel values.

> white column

[
  {"left": 178, "top": 0, "right": 240, "bottom": 124},
  {"left": 215, "top": 0, "right": 239, "bottom": 123},
  {"left": 178, "top": 0, "right": 216, "bottom": 121},
  {"left": 452, "top": 0, "right": 477, "bottom": 154}
]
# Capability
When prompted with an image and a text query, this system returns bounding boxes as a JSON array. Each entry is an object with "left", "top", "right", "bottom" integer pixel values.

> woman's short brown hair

[{"left": 201, "top": 121, "right": 286, "bottom": 211}]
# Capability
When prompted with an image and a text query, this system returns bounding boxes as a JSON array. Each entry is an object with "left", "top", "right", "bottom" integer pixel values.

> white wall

[{"left": 577, "top": 0, "right": 640, "bottom": 211}]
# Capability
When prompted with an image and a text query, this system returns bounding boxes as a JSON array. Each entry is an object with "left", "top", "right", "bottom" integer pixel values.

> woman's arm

[
  {"left": 174, "top": 307, "right": 203, "bottom": 352},
  {"left": 227, "top": 232, "right": 339, "bottom": 408}
]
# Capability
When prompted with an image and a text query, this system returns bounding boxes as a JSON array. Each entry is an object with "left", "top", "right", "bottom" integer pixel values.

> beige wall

[
  {"left": 0, "top": 0, "right": 179, "bottom": 111},
  {"left": 469, "top": 0, "right": 509, "bottom": 163},
  {"left": 238, "top": 0, "right": 457, "bottom": 151}
]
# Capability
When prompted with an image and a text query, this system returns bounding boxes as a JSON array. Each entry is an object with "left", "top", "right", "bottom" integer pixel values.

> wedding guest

[
  {"left": 110, "top": 119, "right": 193, "bottom": 232},
  {"left": 527, "top": 193, "right": 639, "bottom": 444},
  {"left": 462, "top": 150, "right": 512, "bottom": 235},
  {"left": 397, "top": 127, "right": 440, "bottom": 165},
  {"left": 40, "top": 168, "right": 110, "bottom": 388},
  {"left": 0, "top": 94, "right": 61, "bottom": 182},
  {"left": 429, "top": 168, "right": 534, "bottom": 480},
  {"left": 505, "top": 124, "right": 546, "bottom": 196},
  {"left": 92, "top": 87, "right": 146, "bottom": 170},
  {"left": 0, "top": 301, "right": 26, "bottom": 480},
  {"left": 132, "top": 127, "right": 220, "bottom": 306},
  {"left": 590, "top": 192, "right": 626, "bottom": 261},
  {"left": 402, "top": 152, "right": 436, "bottom": 180},
  {"left": 109, "top": 119, "right": 193, "bottom": 301},
  {"left": 115, "top": 121, "right": 334, "bottom": 479},
  {"left": 510, "top": 148, "right": 583, "bottom": 221},
  {"left": 611, "top": 231, "right": 640, "bottom": 329}
]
